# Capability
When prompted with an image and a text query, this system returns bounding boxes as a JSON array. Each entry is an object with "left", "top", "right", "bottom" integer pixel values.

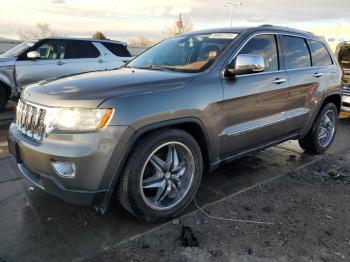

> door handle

[
  {"left": 313, "top": 72, "right": 324, "bottom": 78},
  {"left": 56, "top": 61, "right": 65, "bottom": 66},
  {"left": 98, "top": 59, "right": 106, "bottom": 63},
  {"left": 273, "top": 78, "right": 287, "bottom": 84}
]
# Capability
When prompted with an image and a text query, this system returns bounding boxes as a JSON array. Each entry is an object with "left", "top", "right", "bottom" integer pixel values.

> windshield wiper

[{"left": 133, "top": 65, "right": 171, "bottom": 71}]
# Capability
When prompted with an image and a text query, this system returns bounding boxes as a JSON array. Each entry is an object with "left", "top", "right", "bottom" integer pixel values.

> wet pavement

[{"left": 0, "top": 103, "right": 349, "bottom": 262}]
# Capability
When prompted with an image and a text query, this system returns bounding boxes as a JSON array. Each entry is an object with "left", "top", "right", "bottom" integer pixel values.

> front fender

[{"left": 99, "top": 77, "right": 222, "bottom": 162}]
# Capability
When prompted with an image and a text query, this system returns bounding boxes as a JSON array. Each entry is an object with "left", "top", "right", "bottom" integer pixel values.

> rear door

[
  {"left": 220, "top": 34, "right": 289, "bottom": 158},
  {"left": 62, "top": 40, "right": 105, "bottom": 74},
  {"left": 281, "top": 35, "right": 332, "bottom": 135}
]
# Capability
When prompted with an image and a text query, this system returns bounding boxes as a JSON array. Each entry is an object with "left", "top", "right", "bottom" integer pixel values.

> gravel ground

[{"left": 86, "top": 148, "right": 350, "bottom": 262}]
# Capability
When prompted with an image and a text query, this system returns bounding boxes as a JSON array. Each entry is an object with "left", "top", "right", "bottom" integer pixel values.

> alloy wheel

[
  {"left": 318, "top": 109, "right": 336, "bottom": 147},
  {"left": 140, "top": 142, "right": 195, "bottom": 211}
]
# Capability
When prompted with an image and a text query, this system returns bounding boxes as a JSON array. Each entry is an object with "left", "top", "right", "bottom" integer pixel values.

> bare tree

[
  {"left": 164, "top": 14, "right": 193, "bottom": 37},
  {"left": 19, "top": 23, "right": 57, "bottom": 40},
  {"left": 92, "top": 31, "right": 108, "bottom": 40},
  {"left": 37, "top": 23, "right": 51, "bottom": 38}
]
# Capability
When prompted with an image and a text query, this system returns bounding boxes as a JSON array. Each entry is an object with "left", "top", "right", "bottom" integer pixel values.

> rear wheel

[
  {"left": 117, "top": 129, "right": 203, "bottom": 222},
  {"left": 299, "top": 103, "right": 338, "bottom": 154},
  {"left": 0, "top": 86, "right": 8, "bottom": 111}
]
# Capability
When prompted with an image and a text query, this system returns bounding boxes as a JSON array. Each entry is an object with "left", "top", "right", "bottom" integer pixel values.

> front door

[
  {"left": 15, "top": 39, "right": 106, "bottom": 91},
  {"left": 220, "top": 34, "right": 289, "bottom": 158},
  {"left": 15, "top": 39, "right": 69, "bottom": 89}
]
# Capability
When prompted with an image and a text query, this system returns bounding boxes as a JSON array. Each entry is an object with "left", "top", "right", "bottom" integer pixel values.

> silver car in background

[{"left": 0, "top": 37, "right": 133, "bottom": 110}]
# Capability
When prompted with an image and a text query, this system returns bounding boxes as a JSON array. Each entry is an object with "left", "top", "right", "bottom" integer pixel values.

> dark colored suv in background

[{"left": 8, "top": 25, "right": 342, "bottom": 222}]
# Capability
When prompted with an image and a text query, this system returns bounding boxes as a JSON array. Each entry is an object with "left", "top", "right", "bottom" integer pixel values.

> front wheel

[
  {"left": 299, "top": 103, "right": 338, "bottom": 154},
  {"left": 117, "top": 129, "right": 203, "bottom": 222}
]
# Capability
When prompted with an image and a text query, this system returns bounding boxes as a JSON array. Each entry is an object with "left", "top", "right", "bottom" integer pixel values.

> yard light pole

[{"left": 224, "top": 1, "right": 242, "bottom": 27}]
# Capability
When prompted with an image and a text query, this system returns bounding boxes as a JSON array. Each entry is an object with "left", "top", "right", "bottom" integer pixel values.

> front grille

[{"left": 16, "top": 100, "right": 46, "bottom": 142}]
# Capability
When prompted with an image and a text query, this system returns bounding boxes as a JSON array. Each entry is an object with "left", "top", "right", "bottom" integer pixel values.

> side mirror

[
  {"left": 27, "top": 51, "right": 40, "bottom": 60},
  {"left": 226, "top": 54, "right": 265, "bottom": 76}
]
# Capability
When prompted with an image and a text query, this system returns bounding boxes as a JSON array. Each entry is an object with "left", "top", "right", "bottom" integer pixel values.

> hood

[{"left": 22, "top": 68, "right": 195, "bottom": 108}]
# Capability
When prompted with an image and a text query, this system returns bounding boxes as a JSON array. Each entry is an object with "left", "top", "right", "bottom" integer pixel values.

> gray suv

[
  {"left": 0, "top": 37, "right": 133, "bottom": 110},
  {"left": 8, "top": 25, "right": 342, "bottom": 221}
]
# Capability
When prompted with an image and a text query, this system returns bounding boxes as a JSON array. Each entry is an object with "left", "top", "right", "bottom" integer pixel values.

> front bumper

[
  {"left": 16, "top": 163, "right": 107, "bottom": 205},
  {"left": 8, "top": 123, "right": 133, "bottom": 206}
]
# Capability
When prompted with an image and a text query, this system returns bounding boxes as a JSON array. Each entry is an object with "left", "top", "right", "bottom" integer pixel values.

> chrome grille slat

[
  {"left": 19, "top": 101, "right": 24, "bottom": 126},
  {"left": 15, "top": 100, "right": 46, "bottom": 142}
]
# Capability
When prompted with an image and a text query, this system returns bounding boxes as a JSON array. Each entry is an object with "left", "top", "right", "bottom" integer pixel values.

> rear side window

[
  {"left": 239, "top": 34, "right": 279, "bottom": 72},
  {"left": 281, "top": 36, "right": 311, "bottom": 70},
  {"left": 101, "top": 42, "right": 132, "bottom": 57},
  {"left": 307, "top": 40, "right": 333, "bottom": 66},
  {"left": 66, "top": 40, "right": 100, "bottom": 59}
]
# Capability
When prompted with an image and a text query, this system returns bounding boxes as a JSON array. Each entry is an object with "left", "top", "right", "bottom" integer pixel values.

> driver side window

[
  {"left": 239, "top": 34, "right": 279, "bottom": 72},
  {"left": 34, "top": 40, "right": 66, "bottom": 60}
]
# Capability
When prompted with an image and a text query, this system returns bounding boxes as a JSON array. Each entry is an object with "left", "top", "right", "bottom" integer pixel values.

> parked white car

[{"left": 0, "top": 37, "right": 133, "bottom": 110}]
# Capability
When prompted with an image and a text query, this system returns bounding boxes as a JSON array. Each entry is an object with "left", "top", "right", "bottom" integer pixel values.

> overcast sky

[{"left": 0, "top": 0, "right": 349, "bottom": 41}]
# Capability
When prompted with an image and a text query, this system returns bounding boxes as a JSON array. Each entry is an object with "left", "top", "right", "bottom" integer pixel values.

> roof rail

[
  {"left": 259, "top": 24, "right": 275, "bottom": 27},
  {"left": 258, "top": 24, "right": 315, "bottom": 36}
]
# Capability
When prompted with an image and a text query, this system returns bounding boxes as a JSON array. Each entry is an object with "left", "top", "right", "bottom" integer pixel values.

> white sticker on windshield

[{"left": 209, "top": 33, "right": 238, "bottom": 39}]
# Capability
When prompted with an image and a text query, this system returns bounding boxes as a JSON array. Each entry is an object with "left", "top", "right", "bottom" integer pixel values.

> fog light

[{"left": 51, "top": 161, "right": 76, "bottom": 178}]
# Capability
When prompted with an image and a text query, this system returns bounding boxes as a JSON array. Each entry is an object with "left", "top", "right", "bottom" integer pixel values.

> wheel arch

[
  {"left": 302, "top": 92, "right": 342, "bottom": 139},
  {"left": 121, "top": 117, "right": 213, "bottom": 177},
  {"left": 321, "top": 93, "right": 341, "bottom": 114},
  {"left": 98, "top": 117, "right": 213, "bottom": 213},
  {"left": 0, "top": 79, "right": 12, "bottom": 99}
]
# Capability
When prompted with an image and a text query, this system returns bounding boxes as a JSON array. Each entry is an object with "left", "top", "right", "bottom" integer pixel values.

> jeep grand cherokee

[{"left": 8, "top": 25, "right": 342, "bottom": 221}]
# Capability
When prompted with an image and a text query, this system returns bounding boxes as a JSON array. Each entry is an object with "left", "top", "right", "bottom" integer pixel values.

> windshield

[
  {"left": 128, "top": 33, "right": 238, "bottom": 72},
  {"left": 2, "top": 40, "right": 38, "bottom": 57}
]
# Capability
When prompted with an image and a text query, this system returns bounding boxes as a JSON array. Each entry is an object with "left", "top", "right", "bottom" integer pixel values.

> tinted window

[
  {"left": 239, "top": 34, "right": 279, "bottom": 72},
  {"left": 34, "top": 40, "right": 66, "bottom": 60},
  {"left": 101, "top": 42, "right": 132, "bottom": 57},
  {"left": 66, "top": 41, "right": 100, "bottom": 59},
  {"left": 307, "top": 40, "right": 333, "bottom": 66},
  {"left": 281, "top": 36, "right": 311, "bottom": 69}
]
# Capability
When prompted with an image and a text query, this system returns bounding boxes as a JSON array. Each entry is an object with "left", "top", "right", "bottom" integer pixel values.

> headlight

[{"left": 44, "top": 108, "right": 113, "bottom": 131}]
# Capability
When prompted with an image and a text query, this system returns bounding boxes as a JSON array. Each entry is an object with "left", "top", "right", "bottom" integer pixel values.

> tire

[
  {"left": 0, "top": 86, "right": 8, "bottom": 111},
  {"left": 298, "top": 103, "right": 338, "bottom": 154},
  {"left": 117, "top": 129, "right": 203, "bottom": 222}
]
